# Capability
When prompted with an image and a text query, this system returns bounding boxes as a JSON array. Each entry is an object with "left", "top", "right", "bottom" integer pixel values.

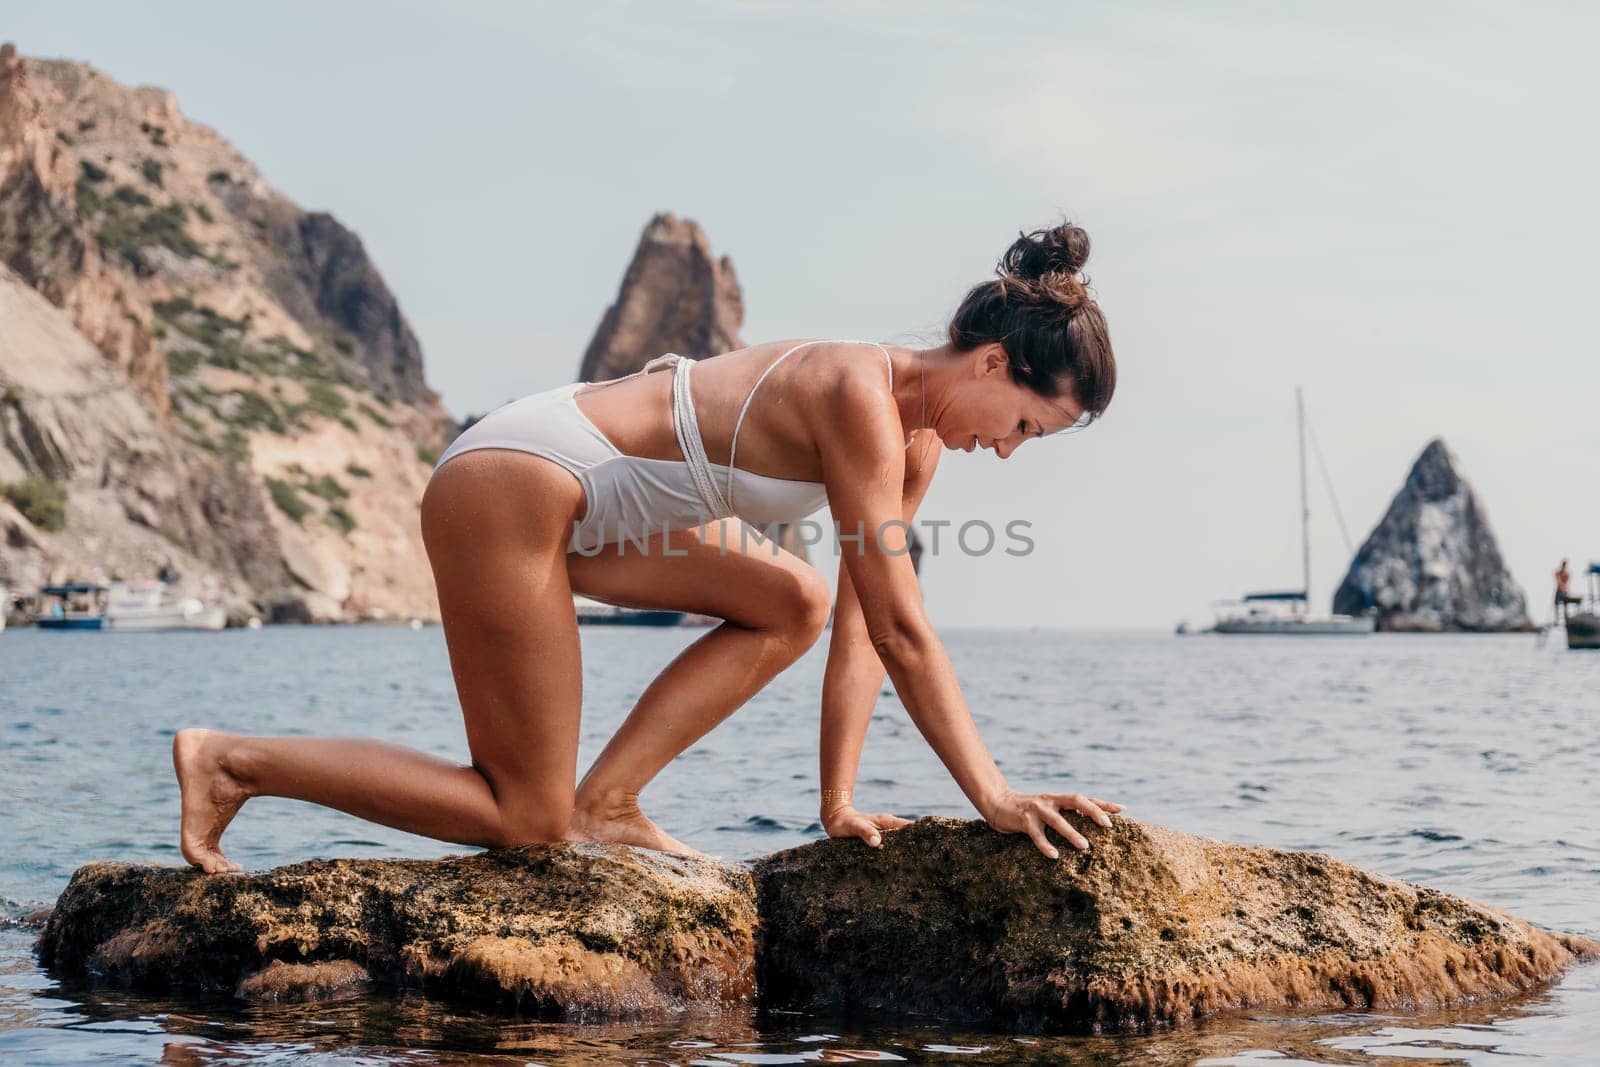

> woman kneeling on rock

[{"left": 174, "top": 221, "right": 1124, "bottom": 872}]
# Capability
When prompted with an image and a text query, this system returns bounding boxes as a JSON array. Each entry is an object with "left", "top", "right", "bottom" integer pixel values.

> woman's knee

[
  {"left": 770, "top": 566, "right": 832, "bottom": 649},
  {"left": 487, "top": 794, "right": 574, "bottom": 848}
]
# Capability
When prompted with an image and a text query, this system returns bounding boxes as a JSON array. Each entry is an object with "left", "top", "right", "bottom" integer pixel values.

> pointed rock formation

[
  {"left": 577, "top": 212, "right": 744, "bottom": 382},
  {"left": 1333, "top": 439, "right": 1530, "bottom": 631}
]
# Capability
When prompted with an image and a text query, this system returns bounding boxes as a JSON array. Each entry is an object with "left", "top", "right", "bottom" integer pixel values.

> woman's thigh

[
  {"left": 420, "top": 450, "right": 587, "bottom": 831},
  {"left": 567, "top": 519, "right": 831, "bottom": 633}
]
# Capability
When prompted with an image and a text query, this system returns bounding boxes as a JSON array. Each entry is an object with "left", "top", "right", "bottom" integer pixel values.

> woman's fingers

[
  {"left": 844, "top": 816, "right": 883, "bottom": 848},
  {"left": 872, "top": 812, "right": 913, "bottom": 830},
  {"left": 1040, "top": 806, "right": 1091, "bottom": 851},
  {"left": 1023, "top": 817, "right": 1061, "bottom": 860},
  {"left": 1088, "top": 796, "right": 1125, "bottom": 814},
  {"left": 1048, "top": 793, "right": 1114, "bottom": 828}
]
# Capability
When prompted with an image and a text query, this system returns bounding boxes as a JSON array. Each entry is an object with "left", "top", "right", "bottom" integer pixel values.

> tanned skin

[{"left": 175, "top": 340, "right": 1120, "bottom": 873}]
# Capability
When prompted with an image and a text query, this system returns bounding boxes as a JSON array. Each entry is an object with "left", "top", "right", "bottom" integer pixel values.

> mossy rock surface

[
  {"left": 753, "top": 817, "right": 1597, "bottom": 1033},
  {"left": 39, "top": 844, "right": 755, "bottom": 1017},
  {"left": 38, "top": 818, "right": 1596, "bottom": 1029}
]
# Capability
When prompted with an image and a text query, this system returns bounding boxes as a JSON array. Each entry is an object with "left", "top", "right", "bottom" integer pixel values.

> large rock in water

[
  {"left": 38, "top": 819, "right": 1594, "bottom": 1031},
  {"left": 1333, "top": 438, "right": 1531, "bottom": 631},
  {"left": 577, "top": 212, "right": 745, "bottom": 383},
  {"left": 38, "top": 845, "right": 755, "bottom": 1015},
  {"left": 754, "top": 818, "right": 1595, "bottom": 1033}
]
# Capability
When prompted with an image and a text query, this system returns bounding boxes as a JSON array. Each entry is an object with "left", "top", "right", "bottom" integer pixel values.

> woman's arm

[
  {"left": 814, "top": 366, "right": 1121, "bottom": 858},
  {"left": 817, "top": 430, "right": 939, "bottom": 846}
]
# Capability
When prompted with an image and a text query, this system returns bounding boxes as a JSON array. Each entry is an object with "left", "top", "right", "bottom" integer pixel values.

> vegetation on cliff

[{"left": 0, "top": 42, "right": 448, "bottom": 621}]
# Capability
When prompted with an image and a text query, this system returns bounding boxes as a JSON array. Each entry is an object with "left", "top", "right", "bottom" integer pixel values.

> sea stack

[
  {"left": 576, "top": 212, "right": 746, "bottom": 383},
  {"left": 1333, "top": 438, "right": 1531, "bottom": 632}
]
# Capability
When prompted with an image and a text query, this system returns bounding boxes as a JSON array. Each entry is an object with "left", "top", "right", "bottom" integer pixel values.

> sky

[{"left": 10, "top": 1, "right": 1599, "bottom": 628}]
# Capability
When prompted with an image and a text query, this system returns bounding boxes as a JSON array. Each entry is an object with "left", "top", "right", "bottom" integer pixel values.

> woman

[{"left": 173, "top": 221, "right": 1122, "bottom": 873}]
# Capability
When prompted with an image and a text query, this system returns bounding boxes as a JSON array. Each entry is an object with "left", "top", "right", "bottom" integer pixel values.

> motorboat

[
  {"left": 1566, "top": 563, "right": 1600, "bottom": 651},
  {"left": 573, "top": 593, "right": 684, "bottom": 627},
  {"left": 36, "top": 581, "right": 227, "bottom": 631}
]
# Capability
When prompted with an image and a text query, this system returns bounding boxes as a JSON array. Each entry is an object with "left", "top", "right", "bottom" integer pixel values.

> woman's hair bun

[
  {"left": 948, "top": 217, "right": 1114, "bottom": 418},
  {"left": 997, "top": 222, "right": 1091, "bottom": 308},
  {"left": 1001, "top": 222, "right": 1090, "bottom": 283}
]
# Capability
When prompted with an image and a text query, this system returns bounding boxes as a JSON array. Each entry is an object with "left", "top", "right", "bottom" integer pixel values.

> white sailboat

[{"left": 1212, "top": 388, "right": 1375, "bottom": 636}]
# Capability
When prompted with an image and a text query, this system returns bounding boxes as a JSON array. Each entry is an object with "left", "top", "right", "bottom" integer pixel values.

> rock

[
  {"left": 39, "top": 819, "right": 1595, "bottom": 1030},
  {"left": 1333, "top": 439, "right": 1531, "bottom": 631},
  {"left": 753, "top": 817, "right": 1595, "bottom": 1033},
  {"left": 259, "top": 210, "right": 434, "bottom": 409},
  {"left": 1, "top": 43, "right": 171, "bottom": 418},
  {"left": 0, "top": 262, "right": 293, "bottom": 601},
  {"left": 0, "top": 44, "right": 445, "bottom": 622},
  {"left": 577, "top": 212, "right": 745, "bottom": 383},
  {"left": 236, "top": 959, "right": 370, "bottom": 1002},
  {"left": 39, "top": 844, "right": 756, "bottom": 1016}
]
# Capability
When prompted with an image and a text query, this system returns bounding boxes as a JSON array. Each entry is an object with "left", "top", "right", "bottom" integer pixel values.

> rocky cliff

[
  {"left": 577, "top": 212, "right": 745, "bottom": 383},
  {"left": 0, "top": 43, "right": 450, "bottom": 621},
  {"left": 38, "top": 818, "right": 1595, "bottom": 1031},
  {"left": 1333, "top": 439, "right": 1530, "bottom": 632}
]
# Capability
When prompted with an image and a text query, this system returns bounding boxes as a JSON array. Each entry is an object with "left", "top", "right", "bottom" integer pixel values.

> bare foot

[
  {"left": 173, "top": 728, "right": 249, "bottom": 874},
  {"left": 570, "top": 791, "right": 703, "bottom": 857}
]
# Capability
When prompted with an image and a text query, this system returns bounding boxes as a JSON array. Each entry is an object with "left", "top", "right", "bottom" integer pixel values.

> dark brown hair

[{"left": 948, "top": 221, "right": 1116, "bottom": 424}]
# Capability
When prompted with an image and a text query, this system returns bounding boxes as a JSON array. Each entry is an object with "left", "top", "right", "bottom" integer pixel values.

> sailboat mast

[{"left": 1297, "top": 386, "right": 1311, "bottom": 612}]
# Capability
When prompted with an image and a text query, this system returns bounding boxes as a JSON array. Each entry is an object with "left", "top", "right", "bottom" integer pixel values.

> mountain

[
  {"left": 0, "top": 43, "right": 449, "bottom": 622},
  {"left": 1332, "top": 438, "right": 1531, "bottom": 632}
]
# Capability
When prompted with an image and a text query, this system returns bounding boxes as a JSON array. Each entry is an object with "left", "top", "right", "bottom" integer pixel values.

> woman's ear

[{"left": 976, "top": 342, "right": 1009, "bottom": 378}]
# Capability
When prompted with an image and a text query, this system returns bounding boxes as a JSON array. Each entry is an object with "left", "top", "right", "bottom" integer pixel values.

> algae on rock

[
  {"left": 754, "top": 817, "right": 1595, "bottom": 1033},
  {"left": 38, "top": 818, "right": 1595, "bottom": 1031},
  {"left": 40, "top": 843, "right": 755, "bottom": 1016}
]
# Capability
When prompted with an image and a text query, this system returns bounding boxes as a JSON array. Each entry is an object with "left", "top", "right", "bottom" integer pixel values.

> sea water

[{"left": 1, "top": 626, "right": 1596, "bottom": 1064}]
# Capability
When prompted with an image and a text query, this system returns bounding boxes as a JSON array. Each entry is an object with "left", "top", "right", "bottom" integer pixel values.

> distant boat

[
  {"left": 36, "top": 581, "right": 227, "bottom": 632},
  {"left": 1211, "top": 388, "right": 1375, "bottom": 636},
  {"left": 573, "top": 594, "right": 684, "bottom": 627},
  {"left": 1566, "top": 563, "right": 1600, "bottom": 651}
]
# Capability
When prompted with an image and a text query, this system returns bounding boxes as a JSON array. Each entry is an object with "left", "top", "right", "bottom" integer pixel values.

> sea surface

[{"left": 1, "top": 626, "right": 1596, "bottom": 1065}]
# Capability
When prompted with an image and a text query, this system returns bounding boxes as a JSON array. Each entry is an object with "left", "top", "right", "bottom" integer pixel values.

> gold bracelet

[{"left": 820, "top": 788, "right": 852, "bottom": 810}]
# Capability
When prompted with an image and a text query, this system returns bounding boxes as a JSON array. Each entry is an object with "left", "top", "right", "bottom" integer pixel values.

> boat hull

[
  {"left": 104, "top": 607, "right": 228, "bottom": 632},
  {"left": 576, "top": 609, "right": 686, "bottom": 627},
  {"left": 1213, "top": 615, "right": 1376, "bottom": 635},
  {"left": 36, "top": 617, "right": 105, "bottom": 631},
  {"left": 1567, "top": 614, "right": 1600, "bottom": 650}
]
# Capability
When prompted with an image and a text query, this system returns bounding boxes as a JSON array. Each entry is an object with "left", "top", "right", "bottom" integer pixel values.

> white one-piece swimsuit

[{"left": 433, "top": 339, "right": 895, "bottom": 553}]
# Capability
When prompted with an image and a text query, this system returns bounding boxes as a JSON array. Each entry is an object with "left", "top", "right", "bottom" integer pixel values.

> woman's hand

[
  {"left": 983, "top": 789, "right": 1124, "bottom": 859},
  {"left": 822, "top": 802, "right": 912, "bottom": 849}
]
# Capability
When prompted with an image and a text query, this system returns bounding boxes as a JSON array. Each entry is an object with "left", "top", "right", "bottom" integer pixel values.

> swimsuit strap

[
  {"left": 725, "top": 340, "right": 892, "bottom": 512},
  {"left": 667, "top": 355, "right": 733, "bottom": 518}
]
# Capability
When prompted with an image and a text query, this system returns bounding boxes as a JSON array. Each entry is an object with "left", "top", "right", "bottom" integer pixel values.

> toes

[{"left": 193, "top": 849, "right": 242, "bottom": 875}]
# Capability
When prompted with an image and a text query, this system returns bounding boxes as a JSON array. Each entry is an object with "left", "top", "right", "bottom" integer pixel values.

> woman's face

[{"left": 935, "top": 344, "right": 1085, "bottom": 459}]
